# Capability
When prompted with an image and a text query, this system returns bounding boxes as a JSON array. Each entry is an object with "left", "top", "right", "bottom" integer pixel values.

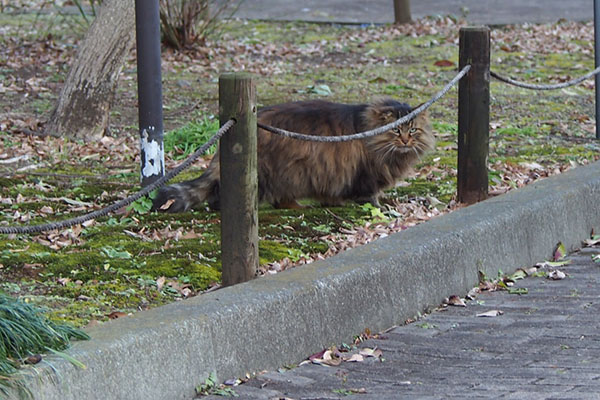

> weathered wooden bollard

[
  {"left": 458, "top": 26, "right": 490, "bottom": 204},
  {"left": 219, "top": 73, "right": 258, "bottom": 286}
]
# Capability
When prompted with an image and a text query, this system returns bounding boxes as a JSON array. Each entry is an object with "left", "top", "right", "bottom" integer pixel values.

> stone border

[{"left": 22, "top": 161, "right": 600, "bottom": 400}]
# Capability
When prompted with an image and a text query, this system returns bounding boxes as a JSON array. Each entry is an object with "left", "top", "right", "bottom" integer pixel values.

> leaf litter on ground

[{"left": 0, "top": 13, "right": 598, "bottom": 325}]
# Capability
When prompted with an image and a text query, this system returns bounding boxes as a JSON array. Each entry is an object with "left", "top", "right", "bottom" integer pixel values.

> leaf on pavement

[
  {"left": 359, "top": 347, "right": 383, "bottom": 358},
  {"left": 476, "top": 310, "right": 504, "bottom": 317},
  {"left": 446, "top": 295, "right": 466, "bottom": 307},
  {"left": 535, "top": 260, "right": 571, "bottom": 268},
  {"left": 553, "top": 242, "right": 567, "bottom": 261},
  {"left": 311, "top": 349, "right": 342, "bottom": 366},
  {"left": 583, "top": 236, "right": 600, "bottom": 247},
  {"left": 507, "top": 287, "right": 528, "bottom": 295},
  {"left": 344, "top": 353, "right": 364, "bottom": 362},
  {"left": 548, "top": 270, "right": 567, "bottom": 280}
]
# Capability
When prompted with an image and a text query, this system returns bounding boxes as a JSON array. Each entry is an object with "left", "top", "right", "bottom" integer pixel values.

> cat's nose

[{"left": 400, "top": 134, "right": 410, "bottom": 145}]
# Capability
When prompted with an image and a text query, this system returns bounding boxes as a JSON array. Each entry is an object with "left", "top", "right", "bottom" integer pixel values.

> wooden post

[
  {"left": 393, "top": 0, "right": 411, "bottom": 24},
  {"left": 458, "top": 26, "right": 490, "bottom": 204},
  {"left": 219, "top": 73, "right": 258, "bottom": 286}
]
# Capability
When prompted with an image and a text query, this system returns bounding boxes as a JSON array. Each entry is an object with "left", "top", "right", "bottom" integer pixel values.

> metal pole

[
  {"left": 595, "top": 0, "right": 600, "bottom": 139},
  {"left": 135, "top": 0, "right": 165, "bottom": 186}
]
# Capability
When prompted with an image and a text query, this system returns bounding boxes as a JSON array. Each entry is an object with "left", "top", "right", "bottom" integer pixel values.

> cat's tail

[{"left": 151, "top": 162, "right": 220, "bottom": 213}]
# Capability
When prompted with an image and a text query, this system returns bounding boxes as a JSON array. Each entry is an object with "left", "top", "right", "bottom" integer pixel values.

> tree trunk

[{"left": 45, "top": 0, "right": 135, "bottom": 141}]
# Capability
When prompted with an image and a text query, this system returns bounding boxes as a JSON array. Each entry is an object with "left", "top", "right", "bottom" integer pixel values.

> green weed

[{"left": 164, "top": 115, "right": 220, "bottom": 159}]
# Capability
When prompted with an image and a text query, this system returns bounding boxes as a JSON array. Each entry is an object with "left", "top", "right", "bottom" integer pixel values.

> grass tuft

[
  {"left": 164, "top": 115, "right": 220, "bottom": 159},
  {"left": 0, "top": 293, "right": 89, "bottom": 398}
]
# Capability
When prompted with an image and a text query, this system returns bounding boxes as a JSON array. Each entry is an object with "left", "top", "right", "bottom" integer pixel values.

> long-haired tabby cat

[{"left": 152, "top": 98, "right": 434, "bottom": 212}]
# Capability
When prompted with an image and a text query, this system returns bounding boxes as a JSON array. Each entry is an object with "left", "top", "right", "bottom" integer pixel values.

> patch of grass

[
  {"left": 433, "top": 121, "right": 458, "bottom": 136},
  {"left": 495, "top": 125, "right": 537, "bottom": 137},
  {"left": 259, "top": 241, "right": 307, "bottom": 265},
  {"left": 164, "top": 114, "right": 220, "bottom": 159},
  {"left": 0, "top": 293, "right": 89, "bottom": 399}
]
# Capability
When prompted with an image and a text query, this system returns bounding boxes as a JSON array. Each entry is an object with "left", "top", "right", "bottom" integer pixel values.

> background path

[{"left": 233, "top": 0, "right": 594, "bottom": 25}]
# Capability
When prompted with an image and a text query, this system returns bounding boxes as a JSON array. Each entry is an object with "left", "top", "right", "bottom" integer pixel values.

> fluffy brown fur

[{"left": 152, "top": 98, "right": 434, "bottom": 212}]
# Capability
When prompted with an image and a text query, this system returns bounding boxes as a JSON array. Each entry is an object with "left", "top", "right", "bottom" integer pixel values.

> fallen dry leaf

[
  {"left": 535, "top": 260, "right": 571, "bottom": 269},
  {"left": 57, "top": 277, "right": 70, "bottom": 286},
  {"left": 107, "top": 311, "right": 128, "bottom": 320},
  {"left": 553, "top": 242, "right": 567, "bottom": 261},
  {"left": 24, "top": 354, "right": 42, "bottom": 365},
  {"left": 447, "top": 295, "right": 466, "bottom": 307},
  {"left": 477, "top": 310, "right": 504, "bottom": 318},
  {"left": 344, "top": 353, "right": 364, "bottom": 362},
  {"left": 311, "top": 349, "right": 342, "bottom": 366},
  {"left": 523, "top": 266, "right": 539, "bottom": 276},
  {"left": 159, "top": 198, "right": 176, "bottom": 211},
  {"left": 548, "top": 270, "right": 567, "bottom": 280},
  {"left": 359, "top": 347, "right": 383, "bottom": 358},
  {"left": 39, "top": 205, "right": 53, "bottom": 214},
  {"left": 433, "top": 59, "right": 455, "bottom": 67},
  {"left": 156, "top": 276, "right": 166, "bottom": 291},
  {"left": 583, "top": 237, "right": 600, "bottom": 247}
]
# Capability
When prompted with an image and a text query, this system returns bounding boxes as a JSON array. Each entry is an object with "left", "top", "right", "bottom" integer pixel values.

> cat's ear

[
  {"left": 374, "top": 106, "right": 397, "bottom": 120},
  {"left": 412, "top": 102, "right": 428, "bottom": 117}
]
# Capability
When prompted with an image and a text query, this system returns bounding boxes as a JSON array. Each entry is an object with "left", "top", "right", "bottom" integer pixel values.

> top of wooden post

[
  {"left": 459, "top": 26, "right": 490, "bottom": 33},
  {"left": 219, "top": 72, "right": 255, "bottom": 81}
]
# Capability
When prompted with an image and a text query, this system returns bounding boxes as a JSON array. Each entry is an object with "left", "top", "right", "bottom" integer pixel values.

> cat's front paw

[{"left": 151, "top": 185, "right": 190, "bottom": 213}]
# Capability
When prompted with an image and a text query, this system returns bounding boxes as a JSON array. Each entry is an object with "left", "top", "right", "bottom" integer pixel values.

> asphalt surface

[{"left": 217, "top": 246, "right": 600, "bottom": 399}]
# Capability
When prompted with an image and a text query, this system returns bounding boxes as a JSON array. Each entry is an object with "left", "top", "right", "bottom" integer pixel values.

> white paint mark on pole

[{"left": 140, "top": 128, "right": 165, "bottom": 181}]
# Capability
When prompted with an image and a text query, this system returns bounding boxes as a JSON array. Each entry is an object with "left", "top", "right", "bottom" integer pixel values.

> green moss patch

[{"left": 0, "top": 16, "right": 598, "bottom": 326}]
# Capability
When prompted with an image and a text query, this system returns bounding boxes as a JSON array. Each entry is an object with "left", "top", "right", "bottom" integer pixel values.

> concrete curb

[{"left": 23, "top": 161, "right": 600, "bottom": 400}]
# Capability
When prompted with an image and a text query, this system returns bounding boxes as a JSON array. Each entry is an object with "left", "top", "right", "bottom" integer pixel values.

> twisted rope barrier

[
  {"left": 0, "top": 119, "right": 236, "bottom": 235},
  {"left": 0, "top": 64, "right": 471, "bottom": 235},
  {"left": 258, "top": 65, "right": 471, "bottom": 142},
  {"left": 490, "top": 66, "right": 600, "bottom": 90}
]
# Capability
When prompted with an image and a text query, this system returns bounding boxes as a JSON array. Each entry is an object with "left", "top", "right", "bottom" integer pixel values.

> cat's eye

[{"left": 409, "top": 127, "right": 418, "bottom": 134}]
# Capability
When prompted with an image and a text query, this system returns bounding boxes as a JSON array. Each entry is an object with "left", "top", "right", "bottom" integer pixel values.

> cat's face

[
  {"left": 387, "top": 114, "right": 433, "bottom": 154},
  {"left": 367, "top": 109, "right": 435, "bottom": 159}
]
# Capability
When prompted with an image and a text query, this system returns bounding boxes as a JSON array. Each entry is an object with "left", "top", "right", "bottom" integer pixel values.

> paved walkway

[
  {"left": 233, "top": 0, "right": 594, "bottom": 26},
  {"left": 207, "top": 4, "right": 600, "bottom": 400},
  {"left": 210, "top": 245, "right": 600, "bottom": 399}
]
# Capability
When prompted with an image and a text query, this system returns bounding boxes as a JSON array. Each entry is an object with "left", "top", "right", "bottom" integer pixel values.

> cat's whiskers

[
  {"left": 412, "top": 146, "right": 422, "bottom": 161},
  {"left": 380, "top": 142, "right": 397, "bottom": 162}
]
